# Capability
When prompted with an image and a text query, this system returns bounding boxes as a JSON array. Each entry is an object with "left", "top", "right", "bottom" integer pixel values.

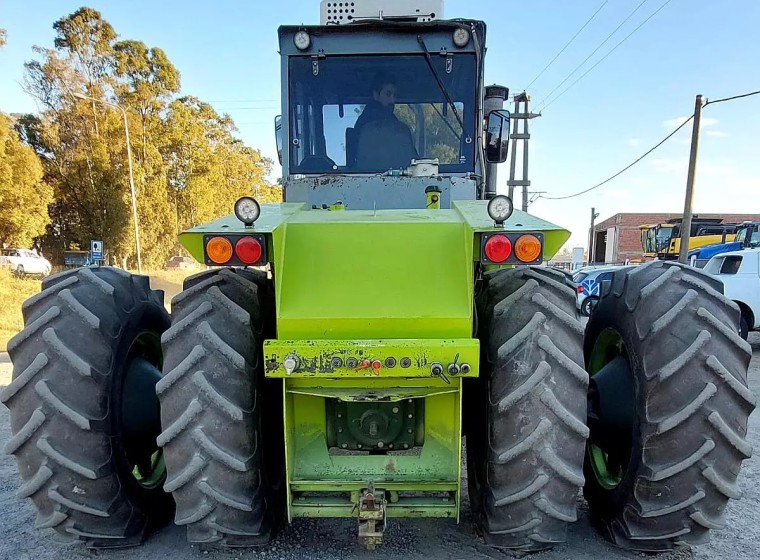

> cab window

[{"left": 719, "top": 256, "right": 742, "bottom": 275}]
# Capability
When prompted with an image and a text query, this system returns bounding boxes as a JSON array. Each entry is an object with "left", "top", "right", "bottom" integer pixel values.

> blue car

[{"left": 572, "top": 266, "right": 634, "bottom": 316}]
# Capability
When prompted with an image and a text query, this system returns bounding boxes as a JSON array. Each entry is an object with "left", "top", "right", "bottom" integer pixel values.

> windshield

[
  {"left": 288, "top": 54, "right": 477, "bottom": 174},
  {"left": 573, "top": 272, "right": 589, "bottom": 283},
  {"left": 641, "top": 229, "right": 657, "bottom": 253},
  {"left": 656, "top": 226, "right": 673, "bottom": 252}
]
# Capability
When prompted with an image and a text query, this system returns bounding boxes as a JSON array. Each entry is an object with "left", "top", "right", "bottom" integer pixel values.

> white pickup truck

[
  {"left": 0, "top": 248, "right": 53, "bottom": 277},
  {"left": 705, "top": 248, "right": 760, "bottom": 339}
]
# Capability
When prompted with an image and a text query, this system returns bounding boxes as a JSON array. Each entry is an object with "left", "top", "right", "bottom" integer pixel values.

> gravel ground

[{"left": 1, "top": 335, "right": 759, "bottom": 560}]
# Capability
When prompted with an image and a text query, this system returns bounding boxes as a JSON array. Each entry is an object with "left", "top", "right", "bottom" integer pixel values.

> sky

[{"left": 1, "top": 0, "right": 759, "bottom": 249}]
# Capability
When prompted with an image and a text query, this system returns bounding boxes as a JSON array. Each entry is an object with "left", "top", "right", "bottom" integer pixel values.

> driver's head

[{"left": 371, "top": 74, "right": 397, "bottom": 107}]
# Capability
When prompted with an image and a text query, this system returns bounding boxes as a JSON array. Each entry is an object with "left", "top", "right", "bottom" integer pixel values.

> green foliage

[
  {"left": 0, "top": 113, "right": 53, "bottom": 247},
  {"left": 13, "top": 8, "right": 279, "bottom": 267},
  {"left": 395, "top": 103, "right": 462, "bottom": 164}
]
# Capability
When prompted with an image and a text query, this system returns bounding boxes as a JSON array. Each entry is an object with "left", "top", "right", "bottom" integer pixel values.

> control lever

[{"left": 430, "top": 362, "right": 450, "bottom": 384}]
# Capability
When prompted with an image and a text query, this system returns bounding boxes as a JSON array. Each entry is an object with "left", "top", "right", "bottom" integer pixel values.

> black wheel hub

[
  {"left": 586, "top": 331, "right": 637, "bottom": 490},
  {"left": 121, "top": 332, "right": 165, "bottom": 486}
]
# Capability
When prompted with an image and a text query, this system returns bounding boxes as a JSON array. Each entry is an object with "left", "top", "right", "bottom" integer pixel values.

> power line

[
  {"left": 535, "top": 0, "right": 651, "bottom": 111},
  {"left": 217, "top": 106, "right": 279, "bottom": 111},
  {"left": 524, "top": 1, "right": 609, "bottom": 91},
  {"left": 207, "top": 99, "right": 277, "bottom": 103},
  {"left": 540, "top": 114, "right": 694, "bottom": 200},
  {"left": 540, "top": 0, "right": 675, "bottom": 111},
  {"left": 705, "top": 90, "right": 760, "bottom": 106},
  {"left": 539, "top": 87, "right": 760, "bottom": 201}
]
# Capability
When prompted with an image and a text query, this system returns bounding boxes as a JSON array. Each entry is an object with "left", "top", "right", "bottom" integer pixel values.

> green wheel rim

[
  {"left": 132, "top": 451, "right": 166, "bottom": 490},
  {"left": 124, "top": 331, "right": 167, "bottom": 489},
  {"left": 587, "top": 328, "right": 630, "bottom": 490}
]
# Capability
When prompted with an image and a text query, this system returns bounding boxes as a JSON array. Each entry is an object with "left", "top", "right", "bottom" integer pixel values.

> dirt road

[{"left": 2, "top": 337, "right": 759, "bottom": 560}]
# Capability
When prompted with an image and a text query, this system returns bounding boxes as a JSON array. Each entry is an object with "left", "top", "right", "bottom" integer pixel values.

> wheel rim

[
  {"left": 132, "top": 451, "right": 166, "bottom": 490},
  {"left": 122, "top": 331, "right": 166, "bottom": 490},
  {"left": 586, "top": 328, "right": 636, "bottom": 491}
]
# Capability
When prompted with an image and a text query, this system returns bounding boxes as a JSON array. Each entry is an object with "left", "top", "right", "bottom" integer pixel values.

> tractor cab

[{"left": 276, "top": 2, "right": 510, "bottom": 210}]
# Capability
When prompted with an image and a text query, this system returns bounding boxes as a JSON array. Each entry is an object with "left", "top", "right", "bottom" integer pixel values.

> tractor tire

[
  {"left": 1, "top": 267, "right": 173, "bottom": 547},
  {"left": 469, "top": 266, "right": 589, "bottom": 551},
  {"left": 158, "top": 267, "right": 281, "bottom": 546},
  {"left": 739, "top": 313, "right": 749, "bottom": 341},
  {"left": 583, "top": 261, "right": 755, "bottom": 551}
]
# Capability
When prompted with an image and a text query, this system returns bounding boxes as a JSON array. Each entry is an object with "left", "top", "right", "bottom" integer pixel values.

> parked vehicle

[
  {"left": 689, "top": 222, "right": 760, "bottom": 268},
  {"left": 704, "top": 248, "right": 760, "bottom": 339},
  {"left": 63, "top": 250, "right": 92, "bottom": 269},
  {"left": 0, "top": 248, "right": 52, "bottom": 277},
  {"left": 573, "top": 265, "right": 633, "bottom": 316},
  {"left": 165, "top": 255, "right": 198, "bottom": 270},
  {"left": 640, "top": 218, "right": 738, "bottom": 261}
]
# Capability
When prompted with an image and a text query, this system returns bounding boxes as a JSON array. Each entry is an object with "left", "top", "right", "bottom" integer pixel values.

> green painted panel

[
  {"left": 180, "top": 200, "right": 571, "bottom": 266},
  {"left": 453, "top": 200, "right": 571, "bottom": 259},
  {"left": 178, "top": 203, "right": 305, "bottom": 261},
  {"left": 290, "top": 501, "right": 456, "bottom": 518},
  {"left": 271, "top": 209, "right": 475, "bottom": 340},
  {"left": 283, "top": 379, "right": 463, "bottom": 520}
]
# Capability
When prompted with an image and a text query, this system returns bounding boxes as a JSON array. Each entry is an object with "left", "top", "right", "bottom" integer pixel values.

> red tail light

[
  {"left": 577, "top": 285, "right": 584, "bottom": 294},
  {"left": 484, "top": 234, "right": 512, "bottom": 263},
  {"left": 235, "top": 236, "right": 263, "bottom": 264}
]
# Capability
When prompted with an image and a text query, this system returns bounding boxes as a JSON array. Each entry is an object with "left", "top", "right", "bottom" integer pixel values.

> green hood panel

[
  {"left": 178, "top": 200, "right": 571, "bottom": 340},
  {"left": 272, "top": 209, "right": 474, "bottom": 340}
]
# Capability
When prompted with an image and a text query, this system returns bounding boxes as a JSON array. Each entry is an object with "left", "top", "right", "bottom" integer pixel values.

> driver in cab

[{"left": 354, "top": 74, "right": 418, "bottom": 170}]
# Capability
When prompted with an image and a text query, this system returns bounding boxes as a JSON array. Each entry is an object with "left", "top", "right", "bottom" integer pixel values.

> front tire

[
  {"left": 1, "top": 267, "right": 173, "bottom": 547},
  {"left": 583, "top": 261, "right": 755, "bottom": 551},
  {"left": 469, "top": 267, "right": 589, "bottom": 551}
]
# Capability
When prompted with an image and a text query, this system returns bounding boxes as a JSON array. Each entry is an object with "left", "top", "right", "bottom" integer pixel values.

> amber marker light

[
  {"left": 514, "top": 234, "right": 542, "bottom": 262},
  {"left": 206, "top": 236, "right": 233, "bottom": 264}
]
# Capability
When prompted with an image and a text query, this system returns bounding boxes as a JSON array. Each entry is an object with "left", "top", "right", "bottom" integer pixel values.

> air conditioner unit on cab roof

[{"left": 320, "top": 0, "right": 444, "bottom": 25}]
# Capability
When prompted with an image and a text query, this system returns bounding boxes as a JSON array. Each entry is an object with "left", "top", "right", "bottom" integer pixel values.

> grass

[
  {"left": 0, "top": 268, "right": 198, "bottom": 352},
  {"left": 0, "top": 269, "right": 43, "bottom": 352}
]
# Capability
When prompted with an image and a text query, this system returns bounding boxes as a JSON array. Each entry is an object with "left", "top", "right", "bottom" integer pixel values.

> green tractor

[{"left": 2, "top": 2, "right": 754, "bottom": 553}]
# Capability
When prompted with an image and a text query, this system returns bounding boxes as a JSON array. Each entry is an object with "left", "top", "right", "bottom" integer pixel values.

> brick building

[{"left": 590, "top": 213, "right": 760, "bottom": 264}]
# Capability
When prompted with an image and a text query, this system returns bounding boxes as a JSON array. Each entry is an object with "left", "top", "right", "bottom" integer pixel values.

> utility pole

[
  {"left": 72, "top": 92, "right": 142, "bottom": 273},
  {"left": 506, "top": 92, "right": 540, "bottom": 210},
  {"left": 678, "top": 94, "right": 704, "bottom": 264},
  {"left": 588, "top": 207, "right": 600, "bottom": 264}
]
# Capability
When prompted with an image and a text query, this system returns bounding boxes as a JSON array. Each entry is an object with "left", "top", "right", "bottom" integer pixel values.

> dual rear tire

[
  {"left": 470, "top": 262, "right": 754, "bottom": 552},
  {"left": 2, "top": 263, "right": 754, "bottom": 552}
]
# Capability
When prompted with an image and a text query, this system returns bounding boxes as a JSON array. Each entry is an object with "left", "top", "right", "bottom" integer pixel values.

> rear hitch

[{"left": 357, "top": 481, "right": 386, "bottom": 550}]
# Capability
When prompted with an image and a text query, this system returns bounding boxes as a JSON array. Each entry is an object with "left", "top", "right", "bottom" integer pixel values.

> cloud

[
  {"left": 603, "top": 188, "right": 630, "bottom": 199},
  {"left": 705, "top": 130, "right": 728, "bottom": 138},
  {"left": 662, "top": 116, "right": 692, "bottom": 128},
  {"left": 651, "top": 157, "right": 688, "bottom": 173},
  {"left": 662, "top": 116, "right": 719, "bottom": 131},
  {"left": 627, "top": 138, "right": 641, "bottom": 147}
]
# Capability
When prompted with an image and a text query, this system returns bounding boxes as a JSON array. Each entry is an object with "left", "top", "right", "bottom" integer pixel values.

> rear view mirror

[
  {"left": 275, "top": 115, "right": 283, "bottom": 165},
  {"left": 485, "top": 109, "right": 511, "bottom": 163}
]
